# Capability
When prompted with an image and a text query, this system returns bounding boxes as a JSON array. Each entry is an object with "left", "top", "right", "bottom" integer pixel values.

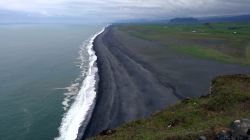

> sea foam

[{"left": 55, "top": 27, "right": 105, "bottom": 140}]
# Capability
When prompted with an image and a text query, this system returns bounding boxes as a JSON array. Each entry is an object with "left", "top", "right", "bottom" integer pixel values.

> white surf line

[
  {"left": 62, "top": 39, "right": 91, "bottom": 111},
  {"left": 55, "top": 27, "right": 106, "bottom": 140},
  {"left": 54, "top": 40, "right": 89, "bottom": 111}
]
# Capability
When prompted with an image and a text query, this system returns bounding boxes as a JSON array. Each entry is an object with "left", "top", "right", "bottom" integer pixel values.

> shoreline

[
  {"left": 56, "top": 28, "right": 105, "bottom": 140},
  {"left": 80, "top": 25, "right": 250, "bottom": 139}
]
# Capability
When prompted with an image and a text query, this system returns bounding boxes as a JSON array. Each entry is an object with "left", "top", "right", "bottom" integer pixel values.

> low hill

[
  {"left": 169, "top": 17, "right": 200, "bottom": 24},
  {"left": 200, "top": 15, "right": 250, "bottom": 23}
]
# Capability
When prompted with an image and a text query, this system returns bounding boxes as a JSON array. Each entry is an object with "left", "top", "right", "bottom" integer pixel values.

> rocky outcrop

[{"left": 200, "top": 118, "right": 250, "bottom": 140}]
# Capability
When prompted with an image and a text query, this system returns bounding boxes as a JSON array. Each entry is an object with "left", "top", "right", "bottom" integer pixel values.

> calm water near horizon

[{"left": 0, "top": 24, "right": 103, "bottom": 140}]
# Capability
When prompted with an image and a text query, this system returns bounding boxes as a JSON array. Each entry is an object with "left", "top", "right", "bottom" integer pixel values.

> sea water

[{"left": 0, "top": 24, "right": 103, "bottom": 140}]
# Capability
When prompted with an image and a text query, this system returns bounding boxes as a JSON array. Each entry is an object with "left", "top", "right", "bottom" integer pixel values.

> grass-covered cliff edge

[{"left": 90, "top": 74, "right": 250, "bottom": 140}]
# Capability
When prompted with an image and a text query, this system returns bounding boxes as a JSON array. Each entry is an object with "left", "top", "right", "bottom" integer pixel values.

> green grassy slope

[
  {"left": 116, "top": 23, "right": 250, "bottom": 65},
  {"left": 90, "top": 74, "right": 250, "bottom": 140}
]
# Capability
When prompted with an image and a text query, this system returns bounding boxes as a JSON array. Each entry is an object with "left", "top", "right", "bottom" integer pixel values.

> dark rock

[
  {"left": 183, "top": 97, "right": 191, "bottom": 103},
  {"left": 197, "top": 135, "right": 206, "bottom": 140},
  {"left": 100, "top": 129, "right": 116, "bottom": 136},
  {"left": 214, "top": 118, "right": 250, "bottom": 140},
  {"left": 214, "top": 130, "right": 232, "bottom": 140},
  {"left": 167, "top": 119, "right": 181, "bottom": 128},
  {"left": 231, "top": 119, "right": 250, "bottom": 136},
  {"left": 231, "top": 119, "right": 250, "bottom": 139}
]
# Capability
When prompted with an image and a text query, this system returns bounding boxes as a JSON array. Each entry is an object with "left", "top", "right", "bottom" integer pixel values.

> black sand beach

[{"left": 80, "top": 26, "right": 250, "bottom": 139}]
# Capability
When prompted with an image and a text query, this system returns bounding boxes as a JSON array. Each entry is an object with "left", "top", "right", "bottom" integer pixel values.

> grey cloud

[{"left": 0, "top": 0, "right": 250, "bottom": 22}]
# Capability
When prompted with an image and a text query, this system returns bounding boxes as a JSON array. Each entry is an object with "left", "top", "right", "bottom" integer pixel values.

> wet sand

[{"left": 80, "top": 26, "right": 250, "bottom": 139}]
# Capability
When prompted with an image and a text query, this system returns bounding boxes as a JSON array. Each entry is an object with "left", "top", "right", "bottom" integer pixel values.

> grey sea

[{"left": 0, "top": 24, "right": 103, "bottom": 140}]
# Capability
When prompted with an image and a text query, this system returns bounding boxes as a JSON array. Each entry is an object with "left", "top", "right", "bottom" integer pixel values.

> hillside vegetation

[{"left": 90, "top": 74, "right": 250, "bottom": 140}]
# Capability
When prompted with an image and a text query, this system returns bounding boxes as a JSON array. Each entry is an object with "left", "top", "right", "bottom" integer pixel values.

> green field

[
  {"left": 90, "top": 74, "right": 250, "bottom": 140},
  {"left": 117, "top": 23, "right": 250, "bottom": 65}
]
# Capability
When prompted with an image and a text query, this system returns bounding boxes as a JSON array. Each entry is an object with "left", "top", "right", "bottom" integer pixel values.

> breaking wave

[{"left": 55, "top": 27, "right": 105, "bottom": 140}]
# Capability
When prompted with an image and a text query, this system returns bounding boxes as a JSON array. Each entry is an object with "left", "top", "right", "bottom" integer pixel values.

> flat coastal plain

[{"left": 82, "top": 25, "right": 250, "bottom": 139}]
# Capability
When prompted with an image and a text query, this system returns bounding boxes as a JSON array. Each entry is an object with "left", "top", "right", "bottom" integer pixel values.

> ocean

[{"left": 0, "top": 24, "right": 104, "bottom": 140}]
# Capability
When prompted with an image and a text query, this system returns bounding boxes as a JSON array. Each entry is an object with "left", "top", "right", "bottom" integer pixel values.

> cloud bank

[{"left": 0, "top": 0, "right": 250, "bottom": 22}]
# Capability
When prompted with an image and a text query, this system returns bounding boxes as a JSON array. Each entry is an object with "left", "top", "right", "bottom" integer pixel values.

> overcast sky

[{"left": 0, "top": 0, "right": 250, "bottom": 22}]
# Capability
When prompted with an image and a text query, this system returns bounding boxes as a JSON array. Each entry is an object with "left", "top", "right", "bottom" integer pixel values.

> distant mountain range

[
  {"left": 116, "top": 14, "right": 250, "bottom": 24},
  {"left": 169, "top": 15, "right": 250, "bottom": 24}
]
